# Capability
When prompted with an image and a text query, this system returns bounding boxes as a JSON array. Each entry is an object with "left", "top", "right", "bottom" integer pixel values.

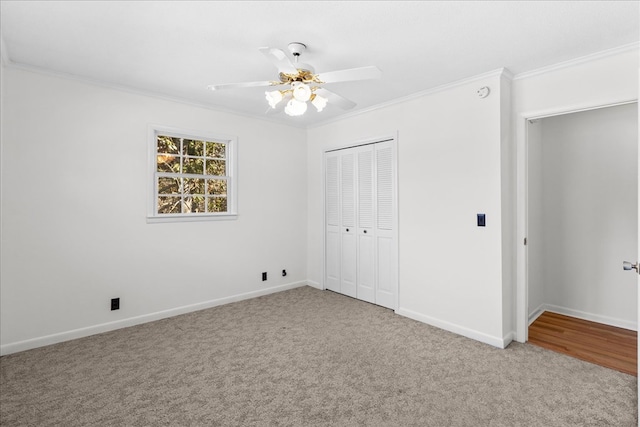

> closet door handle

[
  {"left": 364, "top": 230, "right": 367, "bottom": 234},
  {"left": 346, "top": 228, "right": 349, "bottom": 232}
]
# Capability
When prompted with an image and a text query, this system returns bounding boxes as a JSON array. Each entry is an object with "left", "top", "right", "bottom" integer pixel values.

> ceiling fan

[{"left": 207, "top": 42, "right": 382, "bottom": 117}]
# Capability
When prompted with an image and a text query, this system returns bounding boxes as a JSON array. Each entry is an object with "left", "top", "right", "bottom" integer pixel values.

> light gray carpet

[{"left": 1, "top": 286, "right": 637, "bottom": 426}]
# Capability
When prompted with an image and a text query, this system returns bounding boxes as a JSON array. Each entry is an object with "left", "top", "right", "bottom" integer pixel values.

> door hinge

[{"left": 524, "top": 237, "right": 527, "bottom": 246}]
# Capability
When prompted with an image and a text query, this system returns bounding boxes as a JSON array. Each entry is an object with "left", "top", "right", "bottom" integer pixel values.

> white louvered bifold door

[
  {"left": 324, "top": 138, "right": 397, "bottom": 310},
  {"left": 324, "top": 152, "right": 341, "bottom": 293},
  {"left": 374, "top": 141, "right": 397, "bottom": 309},
  {"left": 340, "top": 151, "right": 357, "bottom": 298},
  {"left": 356, "top": 145, "right": 376, "bottom": 303}
]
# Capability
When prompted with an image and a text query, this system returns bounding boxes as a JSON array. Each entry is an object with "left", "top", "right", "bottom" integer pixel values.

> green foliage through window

[{"left": 155, "top": 135, "right": 229, "bottom": 215}]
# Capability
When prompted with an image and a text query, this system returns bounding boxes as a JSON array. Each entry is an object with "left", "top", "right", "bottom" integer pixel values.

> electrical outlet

[
  {"left": 262, "top": 272, "right": 267, "bottom": 281},
  {"left": 111, "top": 298, "right": 120, "bottom": 311},
  {"left": 282, "top": 269, "right": 287, "bottom": 277}
]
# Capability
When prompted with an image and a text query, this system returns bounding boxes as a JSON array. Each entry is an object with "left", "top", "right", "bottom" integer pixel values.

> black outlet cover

[
  {"left": 111, "top": 298, "right": 120, "bottom": 311},
  {"left": 477, "top": 214, "right": 486, "bottom": 227},
  {"left": 262, "top": 272, "right": 267, "bottom": 281}
]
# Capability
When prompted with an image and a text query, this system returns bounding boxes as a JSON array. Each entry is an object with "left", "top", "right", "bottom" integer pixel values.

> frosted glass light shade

[
  {"left": 284, "top": 99, "right": 307, "bottom": 116},
  {"left": 265, "top": 90, "right": 283, "bottom": 108},
  {"left": 311, "top": 95, "right": 328, "bottom": 112},
  {"left": 292, "top": 82, "right": 312, "bottom": 102}
]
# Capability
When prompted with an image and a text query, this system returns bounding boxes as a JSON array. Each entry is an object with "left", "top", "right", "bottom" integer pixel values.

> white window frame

[{"left": 147, "top": 125, "right": 238, "bottom": 223}]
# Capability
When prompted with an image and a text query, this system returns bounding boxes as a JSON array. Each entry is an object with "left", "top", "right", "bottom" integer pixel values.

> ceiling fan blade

[
  {"left": 258, "top": 47, "right": 298, "bottom": 74},
  {"left": 208, "top": 80, "right": 282, "bottom": 91},
  {"left": 315, "top": 88, "right": 357, "bottom": 110},
  {"left": 265, "top": 106, "right": 277, "bottom": 115},
  {"left": 316, "top": 66, "right": 381, "bottom": 84}
]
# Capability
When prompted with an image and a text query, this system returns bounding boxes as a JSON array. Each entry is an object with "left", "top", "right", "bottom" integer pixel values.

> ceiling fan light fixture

[
  {"left": 311, "top": 94, "right": 328, "bottom": 112},
  {"left": 284, "top": 99, "right": 307, "bottom": 116},
  {"left": 210, "top": 42, "right": 377, "bottom": 118},
  {"left": 265, "top": 90, "right": 284, "bottom": 108},
  {"left": 291, "top": 82, "right": 312, "bottom": 102}
]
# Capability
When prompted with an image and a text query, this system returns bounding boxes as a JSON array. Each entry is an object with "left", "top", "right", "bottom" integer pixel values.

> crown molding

[
  {"left": 2, "top": 60, "right": 308, "bottom": 130},
  {"left": 513, "top": 41, "right": 640, "bottom": 81},
  {"left": 3, "top": 39, "right": 636, "bottom": 130},
  {"left": 309, "top": 42, "right": 638, "bottom": 129},
  {"left": 500, "top": 68, "right": 514, "bottom": 81},
  {"left": 5, "top": 59, "right": 510, "bottom": 131},
  {"left": 308, "top": 68, "right": 512, "bottom": 129}
]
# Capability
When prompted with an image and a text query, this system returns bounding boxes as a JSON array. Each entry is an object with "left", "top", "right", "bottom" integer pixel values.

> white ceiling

[{"left": 1, "top": 1, "right": 638, "bottom": 128}]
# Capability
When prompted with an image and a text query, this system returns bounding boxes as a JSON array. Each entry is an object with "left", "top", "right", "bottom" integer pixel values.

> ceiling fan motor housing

[
  {"left": 288, "top": 42, "right": 307, "bottom": 58},
  {"left": 286, "top": 42, "right": 314, "bottom": 74}
]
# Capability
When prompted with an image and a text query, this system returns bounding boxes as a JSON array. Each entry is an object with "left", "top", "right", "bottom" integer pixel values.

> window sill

[{"left": 146, "top": 213, "right": 238, "bottom": 224}]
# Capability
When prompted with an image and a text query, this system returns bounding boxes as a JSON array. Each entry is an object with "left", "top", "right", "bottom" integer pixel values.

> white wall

[
  {"left": 499, "top": 74, "right": 515, "bottom": 340},
  {"left": 514, "top": 44, "right": 639, "bottom": 340},
  {"left": 539, "top": 104, "right": 638, "bottom": 328},
  {"left": 526, "top": 120, "right": 545, "bottom": 319},
  {"left": 0, "top": 66, "right": 308, "bottom": 354},
  {"left": 307, "top": 70, "right": 513, "bottom": 347}
]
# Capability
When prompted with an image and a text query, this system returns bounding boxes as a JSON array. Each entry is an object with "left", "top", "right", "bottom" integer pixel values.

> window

[{"left": 148, "top": 126, "right": 237, "bottom": 222}]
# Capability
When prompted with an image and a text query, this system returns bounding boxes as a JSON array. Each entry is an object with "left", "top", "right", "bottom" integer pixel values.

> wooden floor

[{"left": 529, "top": 311, "right": 638, "bottom": 376}]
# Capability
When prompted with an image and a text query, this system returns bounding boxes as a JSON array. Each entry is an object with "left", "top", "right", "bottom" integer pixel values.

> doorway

[{"left": 525, "top": 103, "right": 638, "bottom": 367}]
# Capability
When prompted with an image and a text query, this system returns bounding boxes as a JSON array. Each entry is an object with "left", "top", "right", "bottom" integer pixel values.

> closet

[
  {"left": 526, "top": 103, "right": 638, "bottom": 329},
  {"left": 324, "top": 139, "right": 397, "bottom": 310}
]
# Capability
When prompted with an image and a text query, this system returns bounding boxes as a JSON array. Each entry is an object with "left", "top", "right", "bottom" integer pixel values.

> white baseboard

[
  {"left": 396, "top": 307, "right": 510, "bottom": 349},
  {"left": 535, "top": 304, "right": 637, "bottom": 331},
  {"left": 502, "top": 331, "right": 515, "bottom": 347},
  {"left": 0, "top": 281, "right": 308, "bottom": 356},
  {"left": 528, "top": 304, "right": 546, "bottom": 326},
  {"left": 306, "top": 280, "right": 322, "bottom": 290}
]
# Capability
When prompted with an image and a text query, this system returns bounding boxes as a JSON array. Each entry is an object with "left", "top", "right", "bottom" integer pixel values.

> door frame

[
  {"left": 515, "top": 99, "right": 638, "bottom": 343},
  {"left": 321, "top": 132, "right": 399, "bottom": 311}
]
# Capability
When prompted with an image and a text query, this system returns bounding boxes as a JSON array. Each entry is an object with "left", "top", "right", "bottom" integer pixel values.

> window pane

[
  {"left": 183, "top": 196, "right": 205, "bottom": 213},
  {"left": 184, "top": 178, "right": 204, "bottom": 194},
  {"left": 158, "top": 196, "right": 181, "bottom": 214},
  {"left": 158, "top": 177, "right": 181, "bottom": 194},
  {"left": 183, "top": 157, "right": 204, "bottom": 174},
  {"left": 157, "top": 155, "right": 179, "bottom": 173},
  {"left": 207, "top": 179, "right": 227, "bottom": 196},
  {"left": 157, "top": 136, "right": 180, "bottom": 154},
  {"left": 206, "top": 142, "right": 226, "bottom": 158},
  {"left": 208, "top": 197, "right": 227, "bottom": 213},
  {"left": 207, "top": 179, "right": 227, "bottom": 195},
  {"left": 183, "top": 139, "right": 204, "bottom": 156},
  {"left": 206, "top": 159, "right": 226, "bottom": 176}
]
